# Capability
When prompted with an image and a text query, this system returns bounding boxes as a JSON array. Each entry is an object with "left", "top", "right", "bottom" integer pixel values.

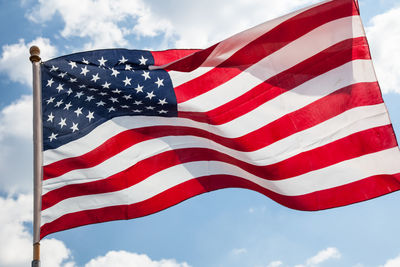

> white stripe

[
  {"left": 43, "top": 104, "right": 390, "bottom": 194},
  {"left": 44, "top": 59, "right": 378, "bottom": 166},
  {"left": 177, "top": 15, "right": 365, "bottom": 111},
  {"left": 41, "top": 147, "right": 400, "bottom": 226},
  {"left": 167, "top": 0, "right": 328, "bottom": 87}
]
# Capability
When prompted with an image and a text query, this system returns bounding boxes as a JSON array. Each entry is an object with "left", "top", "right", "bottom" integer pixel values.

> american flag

[{"left": 40, "top": 0, "right": 400, "bottom": 238}]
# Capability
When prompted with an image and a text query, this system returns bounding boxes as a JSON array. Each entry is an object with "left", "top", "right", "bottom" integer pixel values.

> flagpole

[{"left": 30, "top": 45, "right": 42, "bottom": 267}]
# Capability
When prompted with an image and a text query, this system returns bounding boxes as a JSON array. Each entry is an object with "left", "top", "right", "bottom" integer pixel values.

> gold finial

[{"left": 29, "top": 46, "right": 41, "bottom": 63}]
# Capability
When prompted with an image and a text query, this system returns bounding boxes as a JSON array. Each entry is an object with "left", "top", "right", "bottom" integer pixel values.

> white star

[
  {"left": 158, "top": 98, "right": 167, "bottom": 105},
  {"left": 110, "top": 68, "right": 120, "bottom": 77},
  {"left": 58, "top": 72, "right": 67, "bottom": 78},
  {"left": 99, "top": 92, "right": 108, "bottom": 96},
  {"left": 134, "top": 84, "right": 143, "bottom": 93},
  {"left": 75, "top": 91, "right": 84, "bottom": 98},
  {"left": 50, "top": 65, "right": 58, "bottom": 72},
  {"left": 122, "top": 94, "right": 132, "bottom": 100},
  {"left": 67, "top": 88, "right": 73, "bottom": 95},
  {"left": 133, "top": 109, "right": 142, "bottom": 113},
  {"left": 58, "top": 117, "right": 67, "bottom": 128},
  {"left": 47, "top": 112, "right": 55, "bottom": 122},
  {"left": 46, "top": 97, "right": 55, "bottom": 105},
  {"left": 121, "top": 105, "right": 129, "bottom": 109},
  {"left": 86, "top": 111, "right": 95, "bottom": 122},
  {"left": 139, "top": 55, "right": 148, "bottom": 65},
  {"left": 64, "top": 102, "right": 72, "bottom": 110},
  {"left": 142, "top": 71, "right": 150, "bottom": 80},
  {"left": 145, "top": 106, "right": 155, "bottom": 110},
  {"left": 119, "top": 56, "right": 128, "bottom": 64},
  {"left": 91, "top": 73, "right": 100, "bottom": 82},
  {"left": 109, "top": 97, "right": 119, "bottom": 103},
  {"left": 81, "top": 66, "right": 90, "bottom": 76},
  {"left": 123, "top": 76, "right": 132, "bottom": 86},
  {"left": 68, "top": 61, "right": 77, "bottom": 69},
  {"left": 98, "top": 57, "right": 107, "bottom": 67},
  {"left": 89, "top": 88, "right": 98, "bottom": 91},
  {"left": 79, "top": 84, "right": 87, "bottom": 88},
  {"left": 48, "top": 132, "right": 58, "bottom": 142},
  {"left": 70, "top": 122, "right": 79, "bottom": 133},
  {"left": 55, "top": 99, "right": 64, "bottom": 107},
  {"left": 96, "top": 100, "right": 106, "bottom": 107},
  {"left": 69, "top": 77, "right": 77, "bottom": 83},
  {"left": 112, "top": 88, "right": 121, "bottom": 94},
  {"left": 85, "top": 95, "right": 95, "bottom": 102},
  {"left": 155, "top": 77, "right": 164, "bottom": 88},
  {"left": 82, "top": 58, "right": 90, "bottom": 64},
  {"left": 108, "top": 107, "right": 116, "bottom": 112},
  {"left": 74, "top": 107, "right": 83, "bottom": 117},
  {"left": 158, "top": 109, "right": 168, "bottom": 114},
  {"left": 56, "top": 83, "right": 64, "bottom": 93},
  {"left": 46, "top": 78, "right": 54, "bottom": 87},
  {"left": 134, "top": 100, "right": 142, "bottom": 105},
  {"left": 125, "top": 64, "right": 132, "bottom": 71},
  {"left": 102, "top": 81, "right": 111, "bottom": 89},
  {"left": 146, "top": 91, "right": 156, "bottom": 100}
]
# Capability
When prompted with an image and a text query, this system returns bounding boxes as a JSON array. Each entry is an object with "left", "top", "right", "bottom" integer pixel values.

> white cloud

[
  {"left": 294, "top": 247, "right": 341, "bottom": 267},
  {"left": 267, "top": 260, "right": 283, "bottom": 267},
  {"left": 0, "top": 194, "right": 74, "bottom": 267},
  {"left": 379, "top": 254, "right": 400, "bottom": 267},
  {"left": 27, "top": 0, "right": 173, "bottom": 50},
  {"left": 27, "top": 0, "right": 318, "bottom": 51},
  {"left": 84, "top": 250, "right": 190, "bottom": 267},
  {"left": 305, "top": 247, "right": 341, "bottom": 266},
  {"left": 366, "top": 6, "right": 400, "bottom": 94},
  {"left": 41, "top": 239, "right": 75, "bottom": 267},
  {"left": 0, "top": 38, "right": 57, "bottom": 86},
  {"left": 0, "top": 95, "right": 32, "bottom": 140},
  {"left": 0, "top": 194, "right": 32, "bottom": 267},
  {"left": 0, "top": 95, "right": 33, "bottom": 194},
  {"left": 231, "top": 248, "right": 248, "bottom": 256},
  {"left": 146, "top": 0, "right": 317, "bottom": 48}
]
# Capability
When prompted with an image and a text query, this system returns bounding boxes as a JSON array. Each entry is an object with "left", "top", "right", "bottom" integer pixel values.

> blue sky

[{"left": 1, "top": 0, "right": 400, "bottom": 266}]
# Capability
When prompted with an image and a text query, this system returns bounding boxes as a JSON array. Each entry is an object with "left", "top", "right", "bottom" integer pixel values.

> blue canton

[{"left": 41, "top": 49, "right": 177, "bottom": 151}]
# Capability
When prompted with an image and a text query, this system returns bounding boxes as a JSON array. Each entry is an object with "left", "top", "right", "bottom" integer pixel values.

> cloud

[
  {"left": 231, "top": 248, "right": 248, "bottom": 256},
  {"left": 27, "top": 0, "right": 318, "bottom": 51},
  {"left": 366, "top": 6, "right": 400, "bottom": 94},
  {"left": 267, "top": 260, "right": 283, "bottom": 267},
  {"left": 0, "top": 38, "right": 57, "bottom": 86},
  {"left": 379, "top": 254, "right": 400, "bottom": 267},
  {"left": 145, "top": 0, "right": 317, "bottom": 48},
  {"left": 305, "top": 247, "right": 341, "bottom": 266},
  {"left": 292, "top": 247, "right": 341, "bottom": 267},
  {"left": 0, "top": 95, "right": 33, "bottom": 194},
  {"left": 27, "top": 0, "right": 173, "bottom": 50},
  {"left": 41, "top": 239, "right": 75, "bottom": 267},
  {"left": 84, "top": 250, "right": 190, "bottom": 267},
  {"left": 0, "top": 194, "right": 74, "bottom": 267}
]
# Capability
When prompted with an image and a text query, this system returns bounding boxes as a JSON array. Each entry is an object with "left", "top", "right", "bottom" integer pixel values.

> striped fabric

[{"left": 40, "top": 0, "right": 400, "bottom": 238}]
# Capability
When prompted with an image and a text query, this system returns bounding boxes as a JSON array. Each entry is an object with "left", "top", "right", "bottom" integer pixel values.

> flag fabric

[{"left": 39, "top": 0, "right": 400, "bottom": 238}]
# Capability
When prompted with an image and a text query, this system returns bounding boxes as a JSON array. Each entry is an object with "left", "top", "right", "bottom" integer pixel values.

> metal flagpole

[{"left": 30, "top": 45, "right": 42, "bottom": 267}]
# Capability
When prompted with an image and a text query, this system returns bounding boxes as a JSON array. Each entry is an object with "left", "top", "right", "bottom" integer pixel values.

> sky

[{"left": 0, "top": 0, "right": 400, "bottom": 266}]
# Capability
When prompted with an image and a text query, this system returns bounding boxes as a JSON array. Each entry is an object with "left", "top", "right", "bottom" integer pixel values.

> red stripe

[
  {"left": 42, "top": 125, "right": 398, "bottom": 211},
  {"left": 178, "top": 37, "right": 371, "bottom": 124},
  {"left": 40, "top": 172, "right": 400, "bottom": 239},
  {"left": 151, "top": 49, "right": 201, "bottom": 66},
  {"left": 173, "top": 0, "right": 358, "bottom": 103},
  {"left": 43, "top": 81, "right": 383, "bottom": 181}
]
